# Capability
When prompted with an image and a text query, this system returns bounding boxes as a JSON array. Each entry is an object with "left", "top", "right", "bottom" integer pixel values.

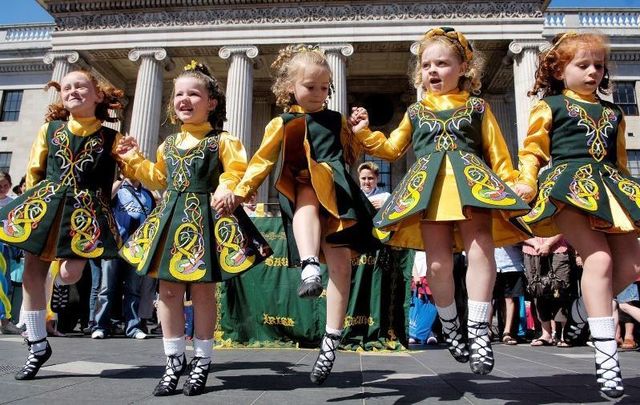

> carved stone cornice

[
  {"left": 611, "top": 51, "right": 640, "bottom": 62},
  {"left": 0, "top": 63, "right": 52, "bottom": 73},
  {"left": 48, "top": 2, "right": 545, "bottom": 31},
  {"left": 218, "top": 46, "right": 259, "bottom": 60}
]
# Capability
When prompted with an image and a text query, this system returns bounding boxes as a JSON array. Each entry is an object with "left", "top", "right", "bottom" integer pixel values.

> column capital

[
  {"left": 128, "top": 48, "right": 168, "bottom": 63},
  {"left": 410, "top": 41, "right": 421, "bottom": 56},
  {"left": 508, "top": 41, "right": 546, "bottom": 57},
  {"left": 319, "top": 43, "right": 354, "bottom": 58},
  {"left": 218, "top": 46, "right": 259, "bottom": 60},
  {"left": 43, "top": 51, "right": 81, "bottom": 65}
]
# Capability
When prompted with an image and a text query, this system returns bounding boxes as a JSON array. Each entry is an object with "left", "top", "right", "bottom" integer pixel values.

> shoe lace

[{"left": 592, "top": 337, "right": 623, "bottom": 392}]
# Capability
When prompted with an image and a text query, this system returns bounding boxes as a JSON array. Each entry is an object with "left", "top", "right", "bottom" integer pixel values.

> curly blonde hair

[
  {"left": 529, "top": 32, "right": 610, "bottom": 98},
  {"left": 412, "top": 27, "right": 484, "bottom": 94},
  {"left": 270, "top": 45, "right": 334, "bottom": 111},
  {"left": 44, "top": 70, "right": 125, "bottom": 123},
  {"left": 167, "top": 61, "right": 227, "bottom": 130}
]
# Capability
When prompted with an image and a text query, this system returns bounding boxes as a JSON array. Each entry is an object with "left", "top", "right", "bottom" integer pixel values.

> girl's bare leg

[{"left": 293, "top": 184, "right": 323, "bottom": 297}]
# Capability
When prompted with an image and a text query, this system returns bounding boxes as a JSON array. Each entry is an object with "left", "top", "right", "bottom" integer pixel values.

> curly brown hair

[
  {"left": 412, "top": 29, "right": 484, "bottom": 94},
  {"left": 529, "top": 32, "right": 610, "bottom": 98},
  {"left": 270, "top": 45, "right": 334, "bottom": 111},
  {"left": 44, "top": 70, "right": 125, "bottom": 123},
  {"left": 167, "top": 61, "right": 227, "bottom": 131}
]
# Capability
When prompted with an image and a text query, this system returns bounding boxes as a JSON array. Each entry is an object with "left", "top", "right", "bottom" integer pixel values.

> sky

[{"left": 0, "top": 0, "right": 638, "bottom": 25}]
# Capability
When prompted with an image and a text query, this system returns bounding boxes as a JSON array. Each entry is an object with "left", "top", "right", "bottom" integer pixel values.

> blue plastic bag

[{"left": 408, "top": 291, "right": 438, "bottom": 342}]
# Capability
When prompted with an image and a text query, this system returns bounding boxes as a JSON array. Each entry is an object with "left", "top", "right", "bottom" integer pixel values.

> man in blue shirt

[{"left": 92, "top": 177, "right": 155, "bottom": 339}]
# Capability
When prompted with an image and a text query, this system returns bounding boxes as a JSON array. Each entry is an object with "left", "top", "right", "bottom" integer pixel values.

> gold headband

[
  {"left": 424, "top": 27, "right": 474, "bottom": 61},
  {"left": 544, "top": 31, "right": 579, "bottom": 56}
]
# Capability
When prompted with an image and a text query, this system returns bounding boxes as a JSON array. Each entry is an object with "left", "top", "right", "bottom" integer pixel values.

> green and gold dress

[
  {"left": 518, "top": 90, "right": 639, "bottom": 235},
  {"left": 0, "top": 116, "right": 138, "bottom": 260},
  {"left": 234, "top": 105, "right": 386, "bottom": 266},
  {"left": 356, "top": 90, "right": 530, "bottom": 251},
  {"left": 121, "top": 122, "right": 271, "bottom": 283}
]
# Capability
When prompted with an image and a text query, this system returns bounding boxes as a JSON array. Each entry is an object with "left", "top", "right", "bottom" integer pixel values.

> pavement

[{"left": 1, "top": 335, "right": 639, "bottom": 404}]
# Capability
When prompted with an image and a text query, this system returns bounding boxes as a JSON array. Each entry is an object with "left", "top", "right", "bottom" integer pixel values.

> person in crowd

[
  {"left": 0, "top": 171, "right": 22, "bottom": 335},
  {"left": 350, "top": 27, "right": 529, "bottom": 375},
  {"left": 515, "top": 31, "right": 640, "bottom": 398},
  {"left": 119, "top": 60, "right": 270, "bottom": 396},
  {"left": 91, "top": 176, "right": 154, "bottom": 340},
  {"left": 523, "top": 236, "right": 576, "bottom": 347},
  {"left": 0, "top": 70, "right": 139, "bottom": 380},
  {"left": 358, "top": 161, "right": 390, "bottom": 209},
  {"left": 492, "top": 244, "right": 526, "bottom": 345},
  {"left": 616, "top": 281, "right": 640, "bottom": 350}
]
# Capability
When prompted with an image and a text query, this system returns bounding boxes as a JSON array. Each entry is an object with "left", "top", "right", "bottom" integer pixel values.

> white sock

[
  {"left": 320, "top": 327, "right": 342, "bottom": 363},
  {"left": 467, "top": 300, "right": 491, "bottom": 337},
  {"left": 193, "top": 338, "right": 213, "bottom": 360},
  {"left": 436, "top": 302, "right": 459, "bottom": 334},
  {"left": 325, "top": 326, "right": 342, "bottom": 337},
  {"left": 301, "top": 256, "right": 321, "bottom": 280},
  {"left": 163, "top": 336, "right": 186, "bottom": 357},
  {"left": 23, "top": 310, "right": 47, "bottom": 354},
  {"left": 588, "top": 316, "right": 621, "bottom": 388}
]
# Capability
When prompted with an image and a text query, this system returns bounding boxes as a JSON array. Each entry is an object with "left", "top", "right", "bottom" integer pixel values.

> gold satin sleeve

[
  {"left": 235, "top": 117, "right": 284, "bottom": 198},
  {"left": 481, "top": 104, "right": 518, "bottom": 184},
  {"left": 354, "top": 112, "right": 413, "bottom": 161},
  {"left": 218, "top": 132, "right": 248, "bottom": 191},
  {"left": 25, "top": 124, "right": 49, "bottom": 190},
  {"left": 517, "top": 101, "right": 552, "bottom": 192},
  {"left": 615, "top": 116, "right": 631, "bottom": 176},
  {"left": 124, "top": 143, "right": 168, "bottom": 191}
]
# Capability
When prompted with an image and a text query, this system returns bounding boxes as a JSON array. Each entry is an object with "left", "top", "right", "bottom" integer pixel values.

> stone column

[
  {"left": 128, "top": 48, "right": 168, "bottom": 159},
  {"left": 485, "top": 94, "right": 518, "bottom": 162},
  {"left": 509, "top": 41, "right": 543, "bottom": 148},
  {"left": 410, "top": 41, "right": 423, "bottom": 101},
  {"left": 320, "top": 44, "right": 354, "bottom": 115},
  {"left": 43, "top": 51, "right": 84, "bottom": 104},
  {"left": 251, "top": 95, "right": 273, "bottom": 203},
  {"left": 219, "top": 46, "right": 259, "bottom": 148}
]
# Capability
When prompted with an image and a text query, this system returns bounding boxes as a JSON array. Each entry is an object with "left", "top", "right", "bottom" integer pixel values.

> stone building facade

[{"left": 0, "top": 1, "right": 638, "bottom": 201}]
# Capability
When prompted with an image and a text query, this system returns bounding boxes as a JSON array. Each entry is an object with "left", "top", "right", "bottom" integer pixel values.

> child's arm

[
  {"left": 514, "top": 101, "right": 553, "bottom": 202},
  {"left": 212, "top": 132, "right": 248, "bottom": 214},
  {"left": 480, "top": 103, "right": 518, "bottom": 184},
  {"left": 348, "top": 107, "right": 412, "bottom": 161},
  {"left": 614, "top": 115, "right": 631, "bottom": 176},
  {"left": 112, "top": 134, "right": 168, "bottom": 191},
  {"left": 233, "top": 117, "right": 284, "bottom": 203},
  {"left": 25, "top": 124, "right": 50, "bottom": 190}
]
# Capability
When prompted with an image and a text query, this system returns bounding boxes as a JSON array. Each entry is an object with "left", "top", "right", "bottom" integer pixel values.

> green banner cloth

[{"left": 217, "top": 217, "right": 414, "bottom": 351}]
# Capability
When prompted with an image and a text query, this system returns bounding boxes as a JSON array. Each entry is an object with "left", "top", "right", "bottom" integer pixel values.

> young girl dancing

[
  {"left": 515, "top": 32, "right": 640, "bottom": 399},
  {"left": 0, "top": 70, "right": 138, "bottom": 380},
  {"left": 120, "top": 61, "right": 270, "bottom": 396},
  {"left": 231, "top": 45, "right": 389, "bottom": 384},
  {"left": 350, "top": 27, "right": 530, "bottom": 375}
]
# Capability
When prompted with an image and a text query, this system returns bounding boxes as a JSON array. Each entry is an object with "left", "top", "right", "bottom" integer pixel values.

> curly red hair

[
  {"left": 44, "top": 70, "right": 125, "bottom": 122},
  {"left": 529, "top": 32, "right": 610, "bottom": 98}
]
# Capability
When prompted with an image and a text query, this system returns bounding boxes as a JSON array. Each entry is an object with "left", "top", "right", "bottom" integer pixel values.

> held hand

[
  {"left": 537, "top": 243, "right": 551, "bottom": 256},
  {"left": 211, "top": 185, "right": 235, "bottom": 216},
  {"left": 349, "top": 106, "right": 370, "bottom": 134},
  {"left": 370, "top": 198, "right": 383, "bottom": 210},
  {"left": 116, "top": 135, "right": 139, "bottom": 156},
  {"left": 513, "top": 183, "right": 535, "bottom": 203}
]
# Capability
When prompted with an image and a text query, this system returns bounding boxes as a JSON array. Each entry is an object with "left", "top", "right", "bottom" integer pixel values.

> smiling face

[
  {"left": 60, "top": 71, "right": 104, "bottom": 118},
  {"left": 173, "top": 76, "right": 217, "bottom": 125},
  {"left": 420, "top": 42, "right": 467, "bottom": 95},
  {"left": 558, "top": 48, "right": 606, "bottom": 97},
  {"left": 289, "top": 63, "right": 331, "bottom": 112}
]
